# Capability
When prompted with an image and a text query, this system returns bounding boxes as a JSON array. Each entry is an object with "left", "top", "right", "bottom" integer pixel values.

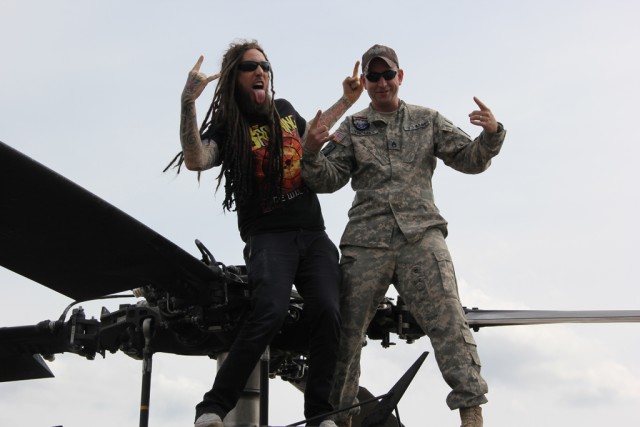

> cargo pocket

[
  {"left": 462, "top": 327, "right": 482, "bottom": 366},
  {"left": 433, "top": 250, "right": 459, "bottom": 298}
]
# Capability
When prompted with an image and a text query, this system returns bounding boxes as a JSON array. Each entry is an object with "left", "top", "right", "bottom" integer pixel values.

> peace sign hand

[
  {"left": 342, "top": 61, "right": 363, "bottom": 105},
  {"left": 181, "top": 56, "right": 221, "bottom": 103},
  {"left": 468, "top": 96, "right": 498, "bottom": 134}
]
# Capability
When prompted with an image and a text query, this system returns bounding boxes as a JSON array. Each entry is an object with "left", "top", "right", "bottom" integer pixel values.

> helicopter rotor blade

[
  {"left": 0, "top": 354, "right": 54, "bottom": 382},
  {"left": 465, "top": 309, "right": 640, "bottom": 329},
  {"left": 0, "top": 321, "right": 67, "bottom": 382},
  {"left": 0, "top": 141, "right": 214, "bottom": 301}
]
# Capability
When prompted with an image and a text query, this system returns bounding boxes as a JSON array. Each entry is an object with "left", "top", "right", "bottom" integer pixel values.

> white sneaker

[{"left": 194, "top": 413, "right": 224, "bottom": 427}]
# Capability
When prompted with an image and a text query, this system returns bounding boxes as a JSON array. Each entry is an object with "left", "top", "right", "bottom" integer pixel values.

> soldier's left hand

[
  {"left": 469, "top": 96, "right": 498, "bottom": 134},
  {"left": 342, "top": 61, "right": 363, "bottom": 105}
]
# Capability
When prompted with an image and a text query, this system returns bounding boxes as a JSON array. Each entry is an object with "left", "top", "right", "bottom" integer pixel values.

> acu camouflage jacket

[{"left": 301, "top": 101, "right": 506, "bottom": 248}]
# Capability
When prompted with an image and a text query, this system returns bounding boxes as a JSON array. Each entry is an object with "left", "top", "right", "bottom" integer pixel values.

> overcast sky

[{"left": 1, "top": 1, "right": 640, "bottom": 426}]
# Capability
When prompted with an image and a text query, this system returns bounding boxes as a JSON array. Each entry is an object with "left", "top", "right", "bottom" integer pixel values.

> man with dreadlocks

[{"left": 177, "top": 40, "right": 363, "bottom": 427}]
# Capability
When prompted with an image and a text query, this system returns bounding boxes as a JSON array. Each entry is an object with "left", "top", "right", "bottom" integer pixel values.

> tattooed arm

[
  {"left": 303, "top": 61, "right": 363, "bottom": 153},
  {"left": 180, "top": 56, "right": 221, "bottom": 171}
]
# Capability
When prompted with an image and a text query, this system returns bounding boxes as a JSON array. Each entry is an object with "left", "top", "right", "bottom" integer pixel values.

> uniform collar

[{"left": 367, "top": 100, "right": 406, "bottom": 124}]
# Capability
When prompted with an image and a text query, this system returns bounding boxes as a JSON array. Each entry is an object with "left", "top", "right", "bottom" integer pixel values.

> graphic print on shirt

[{"left": 249, "top": 114, "right": 305, "bottom": 209}]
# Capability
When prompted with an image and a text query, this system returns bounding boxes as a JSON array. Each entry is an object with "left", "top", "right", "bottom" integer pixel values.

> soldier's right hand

[
  {"left": 181, "top": 56, "right": 220, "bottom": 103},
  {"left": 304, "top": 110, "right": 331, "bottom": 153}
]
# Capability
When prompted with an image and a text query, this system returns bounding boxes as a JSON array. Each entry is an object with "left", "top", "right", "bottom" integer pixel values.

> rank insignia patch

[{"left": 352, "top": 116, "right": 370, "bottom": 130}]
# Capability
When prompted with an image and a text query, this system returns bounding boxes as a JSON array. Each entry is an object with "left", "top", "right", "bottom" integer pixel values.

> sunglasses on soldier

[
  {"left": 365, "top": 69, "right": 397, "bottom": 82},
  {"left": 237, "top": 61, "right": 271, "bottom": 72}
]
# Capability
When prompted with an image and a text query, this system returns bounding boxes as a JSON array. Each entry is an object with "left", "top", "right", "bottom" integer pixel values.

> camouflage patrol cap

[{"left": 361, "top": 44, "right": 399, "bottom": 72}]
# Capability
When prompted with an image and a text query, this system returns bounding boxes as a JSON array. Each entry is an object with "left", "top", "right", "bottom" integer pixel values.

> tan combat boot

[{"left": 459, "top": 405, "right": 483, "bottom": 427}]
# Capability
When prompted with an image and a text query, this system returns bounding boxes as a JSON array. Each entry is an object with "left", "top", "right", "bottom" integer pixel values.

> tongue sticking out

[{"left": 253, "top": 88, "right": 266, "bottom": 104}]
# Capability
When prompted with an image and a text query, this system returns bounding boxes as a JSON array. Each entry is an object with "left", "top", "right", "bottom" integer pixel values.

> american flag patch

[{"left": 333, "top": 131, "right": 346, "bottom": 143}]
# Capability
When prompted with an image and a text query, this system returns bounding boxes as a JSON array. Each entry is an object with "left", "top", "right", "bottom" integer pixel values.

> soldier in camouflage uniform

[{"left": 301, "top": 45, "right": 506, "bottom": 427}]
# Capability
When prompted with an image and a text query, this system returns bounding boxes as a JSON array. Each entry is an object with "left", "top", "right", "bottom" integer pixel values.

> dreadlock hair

[{"left": 199, "top": 40, "right": 283, "bottom": 212}]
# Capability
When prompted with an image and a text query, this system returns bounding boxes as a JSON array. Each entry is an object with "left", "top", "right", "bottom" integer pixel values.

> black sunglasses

[
  {"left": 365, "top": 70, "right": 397, "bottom": 82},
  {"left": 237, "top": 61, "right": 271, "bottom": 72}
]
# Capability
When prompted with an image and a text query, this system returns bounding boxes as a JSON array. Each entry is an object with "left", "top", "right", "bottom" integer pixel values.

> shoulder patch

[
  {"left": 352, "top": 116, "right": 370, "bottom": 131},
  {"left": 332, "top": 131, "right": 346, "bottom": 143}
]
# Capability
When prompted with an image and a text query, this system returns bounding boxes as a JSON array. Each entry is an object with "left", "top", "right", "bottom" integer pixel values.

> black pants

[{"left": 195, "top": 230, "right": 341, "bottom": 422}]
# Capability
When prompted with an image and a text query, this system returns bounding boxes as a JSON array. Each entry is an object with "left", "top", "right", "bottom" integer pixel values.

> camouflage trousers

[{"left": 331, "top": 227, "right": 488, "bottom": 424}]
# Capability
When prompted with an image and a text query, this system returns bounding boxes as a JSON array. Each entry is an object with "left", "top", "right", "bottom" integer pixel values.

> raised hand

[
  {"left": 181, "top": 56, "right": 221, "bottom": 103},
  {"left": 342, "top": 61, "right": 363, "bottom": 105},
  {"left": 304, "top": 110, "right": 331, "bottom": 153},
  {"left": 468, "top": 96, "right": 498, "bottom": 134}
]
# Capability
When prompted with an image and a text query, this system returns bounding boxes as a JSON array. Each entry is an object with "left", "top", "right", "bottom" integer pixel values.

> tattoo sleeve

[
  {"left": 318, "top": 96, "right": 352, "bottom": 129},
  {"left": 179, "top": 100, "right": 218, "bottom": 170}
]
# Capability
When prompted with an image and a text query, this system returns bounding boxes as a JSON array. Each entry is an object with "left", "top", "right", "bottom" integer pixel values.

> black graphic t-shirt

[{"left": 224, "top": 99, "right": 325, "bottom": 241}]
